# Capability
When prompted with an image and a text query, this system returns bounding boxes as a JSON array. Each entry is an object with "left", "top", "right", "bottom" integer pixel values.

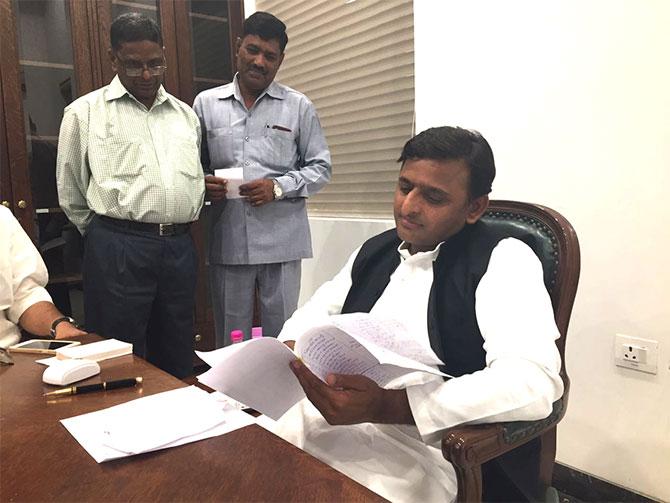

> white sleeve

[
  {"left": 4, "top": 210, "right": 52, "bottom": 324},
  {"left": 406, "top": 238, "right": 564, "bottom": 442},
  {"left": 277, "top": 247, "right": 360, "bottom": 342}
]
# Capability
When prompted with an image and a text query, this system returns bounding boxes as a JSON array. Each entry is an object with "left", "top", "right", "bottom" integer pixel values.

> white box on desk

[{"left": 56, "top": 339, "right": 132, "bottom": 362}]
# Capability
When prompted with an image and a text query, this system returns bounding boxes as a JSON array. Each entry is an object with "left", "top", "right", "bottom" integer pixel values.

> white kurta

[
  {"left": 0, "top": 207, "right": 52, "bottom": 348},
  {"left": 266, "top": 237, "right": 563, "bottom": 502}
]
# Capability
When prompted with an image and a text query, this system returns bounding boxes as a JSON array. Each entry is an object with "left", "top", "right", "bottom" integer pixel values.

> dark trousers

[{"left": 82, "top": 216, "right": 197, "bottom": 378}]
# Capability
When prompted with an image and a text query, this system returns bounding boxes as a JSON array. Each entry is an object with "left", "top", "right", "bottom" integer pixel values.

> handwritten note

[{"left": 196, "top": 313, "right": 449, "bottom": 420}]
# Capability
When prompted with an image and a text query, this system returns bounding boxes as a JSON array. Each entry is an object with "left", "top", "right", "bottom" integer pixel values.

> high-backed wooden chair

[{"left": 442, "top": 200, "right": 580, "bottom": 502}]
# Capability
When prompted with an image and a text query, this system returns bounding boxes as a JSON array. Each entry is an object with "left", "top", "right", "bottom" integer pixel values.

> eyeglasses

[{"left": 117, "top": 59, "right": 167, "bottom": 77}]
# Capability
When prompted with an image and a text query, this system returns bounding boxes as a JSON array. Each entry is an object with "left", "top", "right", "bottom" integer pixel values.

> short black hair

[
  {"left": 242, "top": 11, "right": 288, "bottom": 52},
  {"left": 110, "top": 13, "right": 163, "bottom": 51},
  {"left": 398, "top": 126, "right": 496, "bottom": 199}
]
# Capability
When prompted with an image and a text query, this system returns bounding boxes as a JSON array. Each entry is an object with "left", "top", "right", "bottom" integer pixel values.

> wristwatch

[
  {"left": 50, "top": 316, "right": 77, "bottom": 339},
  {"left": 272, "top": 179, "right": 283, "bottom": 200}
]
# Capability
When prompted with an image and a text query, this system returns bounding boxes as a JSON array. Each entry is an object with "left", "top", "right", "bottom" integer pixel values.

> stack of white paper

[
  {"left": 197, "top": 338, "right": 304, "bottom": 421},
  {"left": 196, "top": 313, "right": 449, "bottom": 421},
  {"left": 61, "top": 386, "right": 255, "bottom": 462}
]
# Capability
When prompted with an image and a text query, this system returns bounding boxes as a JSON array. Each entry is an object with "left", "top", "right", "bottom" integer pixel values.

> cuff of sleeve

[
  {"left": 7, "top": 287, "right": 52, "bottom": 325},
  {"left": 274, "top": 174, "right": 309, "bottom": 199},
  {"left": 273, "top": 176, "right": 290, "bottom": 197},
  {"left": 407, "top": 381, "right": 476, "bottom": 443},
  {"left": 406, "top": 380, "right": 455, "bottom": 443}
]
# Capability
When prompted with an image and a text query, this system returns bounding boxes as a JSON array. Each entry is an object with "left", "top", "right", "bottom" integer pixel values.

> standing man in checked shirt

[
  {"left": 193, "top": 11, "right": 331, "bottom": 346},
  {"left": 56, "top": 13, "right": 204, "bottom": 378}
]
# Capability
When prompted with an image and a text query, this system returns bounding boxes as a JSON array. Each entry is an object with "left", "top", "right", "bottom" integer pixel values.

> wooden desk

[{"left": 0, "top": 339, "right": 384, "bottom": 502}]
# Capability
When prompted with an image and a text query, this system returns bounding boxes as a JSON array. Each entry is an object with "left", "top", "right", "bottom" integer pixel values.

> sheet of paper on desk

[
  {"left": 61, "top": 386, "right": 255, "bottom": 463},
  {"left": 214, "top": 167, "right": 244, "bottom": 198}
]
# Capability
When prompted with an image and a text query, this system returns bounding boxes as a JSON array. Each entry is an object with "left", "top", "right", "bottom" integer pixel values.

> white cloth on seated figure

[
  {"left": 0, "top": 206, "right": 52, "bottom": 348},
  {"left": 269, "top": 237, "right": 563, "bottom": 502},
  {"left": 265, "top": 370, "right": 457, "bottom": 502}
]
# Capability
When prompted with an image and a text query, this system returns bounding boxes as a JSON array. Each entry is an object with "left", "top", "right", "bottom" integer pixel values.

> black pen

[{"left": 43, "top": 377, "right": 143, "bottom": 397}]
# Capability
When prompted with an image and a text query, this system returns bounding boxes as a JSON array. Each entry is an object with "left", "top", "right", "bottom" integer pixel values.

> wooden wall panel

[
  {"left": 0, "top": 62, "right": 14, "bottom": 209},
  {"left": 69, "top": 0, "right": 95, "bottom": 95},
  {"left": 0, "top": 0, "right": 35, "bottom": 238}
]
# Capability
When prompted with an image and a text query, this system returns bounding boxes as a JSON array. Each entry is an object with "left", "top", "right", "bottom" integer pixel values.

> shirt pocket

[
  {"left": 263, "top": 127, "right": 294, "bottom": 170},
  {"left": 89, "top": 137, "right": 144, "bottom": 188},
  {"left": 170, "top": 135, "right": 201, "bottom": 178},
  {"left": 207, "top": 127, "right": 234, "bottom": 168}
]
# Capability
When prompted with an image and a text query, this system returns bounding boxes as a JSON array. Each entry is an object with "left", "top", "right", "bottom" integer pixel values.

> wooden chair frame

[{"left": 442, "top": 200, "right": 581, "bottom": 502}]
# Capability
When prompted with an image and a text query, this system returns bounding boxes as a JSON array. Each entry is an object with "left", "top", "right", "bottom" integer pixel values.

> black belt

[{"left": 99, "top": 215, "right": 191, "bottom": 236}]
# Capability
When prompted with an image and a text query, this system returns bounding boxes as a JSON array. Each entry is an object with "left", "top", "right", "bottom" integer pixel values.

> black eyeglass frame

[{"left": 116, "top": 56, "right": 167, "bottom": 78}]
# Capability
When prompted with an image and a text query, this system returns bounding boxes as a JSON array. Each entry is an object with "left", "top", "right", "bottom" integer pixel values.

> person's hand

[
  {"left": 239, "top": 179, "right": 274, "bottom": 207},
  {"left": 289, "top": 359, "right": 412, "bottom": 425},
  {"left": 205, "top": 175, "right": 227, "bottom": 202},
  {"left": 54, "top": 322, "right": 87, "bottom": 340}
]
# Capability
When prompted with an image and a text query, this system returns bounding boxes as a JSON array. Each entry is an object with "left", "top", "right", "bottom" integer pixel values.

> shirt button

[{"left": 244, "top": 136, "right": 249, "bottom": 142}]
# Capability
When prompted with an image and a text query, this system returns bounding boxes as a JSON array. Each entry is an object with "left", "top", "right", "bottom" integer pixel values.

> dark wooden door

[
  {"left": 0, "top": 0, "right": 96, "bottom": 322},
  {"left": 0, "top": 0, "right": 244, "bottom": 352}
]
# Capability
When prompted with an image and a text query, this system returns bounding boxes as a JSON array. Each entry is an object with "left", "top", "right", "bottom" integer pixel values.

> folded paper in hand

[
  {"left": 196, "top": 313, "right": 449, "bottom": 420},
  {"left": 214, "top": 167, "right": 244, "bottom": 199}
]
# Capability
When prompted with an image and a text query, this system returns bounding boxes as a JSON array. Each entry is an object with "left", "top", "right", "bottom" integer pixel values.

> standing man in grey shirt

[
  {"left": 193, "top": 11, "right": 331, "bottom": 346},
  {"left": 57, "top": 13, "right": 204, "bottom": 377}
]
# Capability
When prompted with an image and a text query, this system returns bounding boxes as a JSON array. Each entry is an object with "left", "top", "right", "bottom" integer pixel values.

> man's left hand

[
  {"left": 290, "top": 359, "right": 414, "bottom": 425},
  {"left": 239, "top": 179, "right": 274, "bottom": 207}
]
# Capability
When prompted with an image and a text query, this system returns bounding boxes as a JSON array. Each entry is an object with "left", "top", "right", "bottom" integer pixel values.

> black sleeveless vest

[
  {"left": 341, "top": 220, "right": 532, "bottom": 376},
  {"left": 340, "top": 220, "right": 546, "bottom": 500}
]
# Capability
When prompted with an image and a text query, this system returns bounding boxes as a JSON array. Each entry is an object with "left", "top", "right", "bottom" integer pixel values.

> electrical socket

[{"left": 614, "top": 334, "right": 658, "bottom": 374}]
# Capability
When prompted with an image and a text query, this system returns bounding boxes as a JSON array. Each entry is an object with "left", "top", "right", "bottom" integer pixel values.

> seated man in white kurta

[
  {"left": 267, "top": 126, "right": 563, "bottom": 502},
  {"left": 0, "top": 206, "right": 86, "bottom": 349}
]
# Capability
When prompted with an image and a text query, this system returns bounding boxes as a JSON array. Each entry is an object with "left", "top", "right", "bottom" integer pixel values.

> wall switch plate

[{"left": 614, "top": 334, "right": 658, "bottom": 374}]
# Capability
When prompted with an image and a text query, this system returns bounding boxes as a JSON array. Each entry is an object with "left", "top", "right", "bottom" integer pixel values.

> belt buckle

[{"left": 159, "top": 223, "right": 175, "bottom": 236}]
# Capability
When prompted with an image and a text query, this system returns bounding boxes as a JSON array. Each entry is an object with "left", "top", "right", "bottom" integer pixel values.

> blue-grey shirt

[{"left": 193, "top": 76, "right": 332, "bottom": 265}]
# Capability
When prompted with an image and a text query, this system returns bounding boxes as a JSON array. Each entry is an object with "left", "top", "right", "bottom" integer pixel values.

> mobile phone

[{"left": 8, "top": 339, "right": 81, "bottom": 355}]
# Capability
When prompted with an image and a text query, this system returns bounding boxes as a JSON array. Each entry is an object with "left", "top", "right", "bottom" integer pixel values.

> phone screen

[{"left": 14, "top": 340, "right": 75, "bottom": 350}]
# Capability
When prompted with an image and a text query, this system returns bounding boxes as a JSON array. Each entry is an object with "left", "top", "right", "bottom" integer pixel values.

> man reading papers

[{"left": 269, "top": 126, "right": 563, "bottom": 502}]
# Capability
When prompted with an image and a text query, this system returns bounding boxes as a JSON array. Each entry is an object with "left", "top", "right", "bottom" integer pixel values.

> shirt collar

[
  {"left": 105, "top": 75, "right": 168, "bottom": 108},
  {"left": 397, "top": 241, "right": 444, "bottom": 263},
  {"left": 222, "top": 74, "right": 286, "bottom": 103}
]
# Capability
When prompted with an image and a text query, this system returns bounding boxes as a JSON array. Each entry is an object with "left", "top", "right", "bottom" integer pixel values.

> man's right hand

[
  {"left": 205, "top": 175, "right": 227, "bottom": 202},
  {"left": 54, "top": 322, "right": 87, "bottom": 340}
]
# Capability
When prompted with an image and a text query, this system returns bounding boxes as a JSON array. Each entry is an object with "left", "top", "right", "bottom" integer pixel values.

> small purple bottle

[{"left": 251, "top": 326, "right": 263, "bottom": 339}]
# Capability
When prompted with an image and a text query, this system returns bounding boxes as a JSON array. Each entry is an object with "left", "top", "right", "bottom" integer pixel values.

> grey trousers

[{"left": 210, "top": 261, "right": 301, "bottom": 347}]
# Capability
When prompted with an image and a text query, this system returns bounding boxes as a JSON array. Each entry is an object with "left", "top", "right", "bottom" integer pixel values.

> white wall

[
  {"left": 303, "top": 1, "right": 669, "bottom": 500},
  {"left": 299, "top": 218, "right": 394, "bottom": 306},
  {"left": 265, "top": 0, "right": 669, "bottom": 499},
  {"left": 243, "top": 0, "right": 256, "bottom": 19},
  {"left": 413, "top": 1, "right": 669, "bottom": 500}
]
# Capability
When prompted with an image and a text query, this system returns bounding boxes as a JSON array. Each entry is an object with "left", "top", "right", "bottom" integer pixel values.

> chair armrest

[{"left": 442, "top": 397, "right": 565, "bottom": 469}]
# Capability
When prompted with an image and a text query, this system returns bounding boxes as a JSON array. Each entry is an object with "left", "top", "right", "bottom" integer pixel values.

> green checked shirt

[{"left": 56, "top": 76, "right": 205, "bottom": 234}]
